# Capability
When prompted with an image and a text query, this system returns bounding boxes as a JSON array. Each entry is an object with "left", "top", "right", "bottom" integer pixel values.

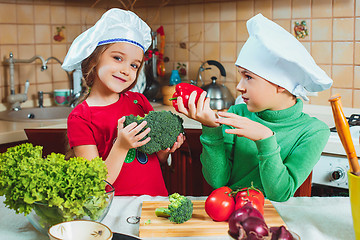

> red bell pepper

[{"left": 169, "top": 83, "right": 204, "bottom": 112}]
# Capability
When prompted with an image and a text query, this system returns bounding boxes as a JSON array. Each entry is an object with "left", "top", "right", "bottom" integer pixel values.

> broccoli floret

[
  {"left": 124, "top": 111, "right": 184, "bottom": 154},
  {"left": 155, "top": 193, "right": 193, "bottom": 224}
]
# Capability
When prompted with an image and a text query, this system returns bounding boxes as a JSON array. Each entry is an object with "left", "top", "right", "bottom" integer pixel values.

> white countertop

[{"left": 0, "top": 195, "right": 355, "bottom": 240}]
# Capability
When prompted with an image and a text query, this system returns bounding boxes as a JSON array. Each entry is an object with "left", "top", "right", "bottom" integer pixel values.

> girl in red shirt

[{"left": 62, "top": 9, "right": 184, "bottom": 196}]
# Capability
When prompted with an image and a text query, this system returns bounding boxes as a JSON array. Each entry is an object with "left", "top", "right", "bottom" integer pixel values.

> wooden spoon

[{"left": 329, "top": 94, "right": 360, "bottom": 176}]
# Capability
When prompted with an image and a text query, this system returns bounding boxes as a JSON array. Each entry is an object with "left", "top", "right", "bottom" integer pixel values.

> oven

[{"left": 311, "top": 114, "right": 360, "bottom": 197}]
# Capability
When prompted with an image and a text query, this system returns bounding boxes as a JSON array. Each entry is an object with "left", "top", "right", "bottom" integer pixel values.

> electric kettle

[{"left": 195, "top": 60, "right": 235, "bottom": 110}]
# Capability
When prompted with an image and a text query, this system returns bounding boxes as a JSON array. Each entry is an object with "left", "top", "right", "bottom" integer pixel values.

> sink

[{"left": 0, "top": 107, "right": 73, "bottom": 122}]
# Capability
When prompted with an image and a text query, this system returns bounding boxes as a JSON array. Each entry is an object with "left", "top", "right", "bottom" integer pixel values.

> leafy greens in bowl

[{"left": 0, "top": 143, "right": 113, "bottom": 235}]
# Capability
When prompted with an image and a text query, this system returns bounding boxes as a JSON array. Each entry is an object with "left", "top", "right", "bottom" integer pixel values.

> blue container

[{"left": 169, "top": 70, "right": 181, "bottom": 86}]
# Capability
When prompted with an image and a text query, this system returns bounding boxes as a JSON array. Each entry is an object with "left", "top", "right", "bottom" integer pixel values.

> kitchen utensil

[
  {"left": 348, "top": 171, "right": 360, "bottom": 240},
  {"left": 139, "top": 200, "right": 285, "bottom": 238},
  {"left": 156, "top": 26, "right": 165, "bottom": 77},
  {"left": 195, "top": 60, "right": 235, "bottom": 110},
  {"left": 329, "top": 94, "right": 360, "bottom": 176}
]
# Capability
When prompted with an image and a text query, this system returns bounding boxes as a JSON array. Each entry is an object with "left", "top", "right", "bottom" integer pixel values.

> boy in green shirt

[{"left": 176, "top": 14, "right": 332, "bottom": 202}]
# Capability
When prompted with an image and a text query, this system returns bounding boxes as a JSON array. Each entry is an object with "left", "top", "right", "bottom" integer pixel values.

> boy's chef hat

[
  {"left": 235, "top": 14, "right": 332, "bottom": 101},
  {"left": 62, "top": 8, "right": 151, "bottom": 73}
]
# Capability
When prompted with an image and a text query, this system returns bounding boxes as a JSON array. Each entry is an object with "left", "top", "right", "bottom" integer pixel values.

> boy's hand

[
  {"left": 215, "top": 111, "right": 273, "bottom": 141},
  {"left": 115, "top": 116, "right": 151, "bottom": 150},
  {"left": 177, "top": 91, "right": 219, "bottom": 127}
]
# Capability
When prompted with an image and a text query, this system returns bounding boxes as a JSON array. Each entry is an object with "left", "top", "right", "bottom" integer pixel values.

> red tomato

[
  {"left": 234, "top": 186, "right": 265, "bottom": 215},
  {"left": 205, "top": 186, "right": 235, "bottom": 222}
]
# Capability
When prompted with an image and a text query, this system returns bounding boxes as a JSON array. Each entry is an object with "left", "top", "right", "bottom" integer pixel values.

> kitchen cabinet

[
  {"left": 0, "top": 140, "right": 28, "bottom": 153},
  {"left": 161, "top": 129, "right": 214, "bottom": 196}
]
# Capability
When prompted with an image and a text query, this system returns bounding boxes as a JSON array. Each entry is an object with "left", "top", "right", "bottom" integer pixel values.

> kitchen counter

[
  {"left": 0, "top": 102, "right": 359, "bottom": 156},
  {"left": 0, "top": 195, "right": 355, "bottom": 240}
]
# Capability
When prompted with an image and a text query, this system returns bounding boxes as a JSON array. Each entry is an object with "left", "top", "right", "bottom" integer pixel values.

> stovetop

[{"left": 330, "top": 114, "right": 360, "bottom": 132}]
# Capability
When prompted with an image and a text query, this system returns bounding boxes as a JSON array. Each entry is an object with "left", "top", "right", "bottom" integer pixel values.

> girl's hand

[
  {"left": 160, "top": 133, "right": 186, "bottom": 154},
  {"left": 115, "top": 116, "right": 151, "bottom": 151},
  {"left": 177, "top": 91, "right": 219, "bottom": 128},
  {"left": 215, "top": 111, "right": 273, "bottom": 141}
]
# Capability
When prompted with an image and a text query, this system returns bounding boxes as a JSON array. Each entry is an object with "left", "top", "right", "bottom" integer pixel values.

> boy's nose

[{"left": 236, "top": 79, "right": 245, "bottom": 93}]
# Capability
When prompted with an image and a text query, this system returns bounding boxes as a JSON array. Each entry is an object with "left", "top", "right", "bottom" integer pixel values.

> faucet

[
  {"left": 4, "top": 52, "right": 47, "bottom": 110},
  {"left": 44, "top": 56, "right": 79, "bottom": 107}
]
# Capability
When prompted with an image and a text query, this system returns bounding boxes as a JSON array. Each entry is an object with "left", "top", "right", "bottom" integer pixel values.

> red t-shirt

[{"left": 67, "top": 91, "right": 168, "bottom": 196}]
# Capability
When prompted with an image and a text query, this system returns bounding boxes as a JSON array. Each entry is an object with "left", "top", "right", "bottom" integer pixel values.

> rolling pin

[{"left": 329, "top": 94, "right": 360, "bottom": 176}]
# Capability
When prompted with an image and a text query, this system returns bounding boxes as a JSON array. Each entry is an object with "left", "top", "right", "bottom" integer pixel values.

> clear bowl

[{"left": 27, "top": 181, "right": 115, "bottom": 235}]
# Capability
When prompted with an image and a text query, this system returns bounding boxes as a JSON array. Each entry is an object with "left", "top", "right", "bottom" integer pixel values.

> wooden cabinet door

[{"left": 161, "top": 129, "right": 213, "bottom": 196}]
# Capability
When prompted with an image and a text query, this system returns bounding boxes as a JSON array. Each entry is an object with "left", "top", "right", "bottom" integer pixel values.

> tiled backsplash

[{"left": 0, "top": 0, "right": 359, "bottom": 110}]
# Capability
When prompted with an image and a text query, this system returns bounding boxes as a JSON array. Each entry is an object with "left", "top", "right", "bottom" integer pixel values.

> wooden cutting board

[{"left": 139, "top": 200, "right": 285, "bottom": 238}]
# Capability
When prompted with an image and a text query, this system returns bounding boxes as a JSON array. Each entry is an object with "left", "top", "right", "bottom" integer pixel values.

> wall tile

[
  {"left": 357, "top": 0, "right": 360, "bottom": 16},
  {"left": 273, "top": 0, "right": 291, "bottom": 19},
  {"left": 189, "top": 42, "right": 204, "bottom": 62},
  {"left": 204, "top": 2, "right": 220, "bottom": 22},
  {"left": 163, "top": 24, "right": 175, "bottom": 43},
  {"left": 292, "top": 0, "right": 311, "bottom": 18},
  {"left": 291, "top": 19, "right": 311, "bottom": 41},
  {"left": 174, "top": 45, "right": 189, "bottom": 62},
  {"left": 311, "top": 42, "right": 332, "bottom": 64},
  {"left": 255, "top": 0, "right": 272, "bottom": 18},
  {"left": 0, "top": 24, "right": 18, "bottom": 44},
  {"left": 0, "top": 3, "right": 16, "bottom": 23},
  {"left": 146, "top": 7, "right": 161, "bottom": 25},
  {"left": 36, "top": 64, "right": 52, "bottom": 84},
  {"left": 189, "top": 4, "right": 203, "bottom": 22},
  {"left": 332, "top": 42, "right": 354, "bottom": 65},
  {"left": 35, "top": 25, "right": 51, "bottom": 44},
  {"left": 220, "top": 1, "right": 236, "bottom": 21},
  {"left": 353, "top": 90, "right": 360, "bottom": 108},
  {"left": 356, "top": 18, "right": 360, "bottom": 40},
  {"left": 310, "top": 89, "right": 331, "bottom": 105},
  {"left": 220, "top": 42, "right": 237, "bottom": 62},
  {"left": 274, "top": 19, "right": 291, "bottom": 32},
  {"left": 332, "top": 65, "right": 354, "bottom": 88},
  {"left": 17, "top": 4, "right": 34, "bottom": 24},
  {"left": 331, "top": 88, "right": 352, "bottom": 107},
  {"left": 312, "top": 18, "right": 332, "bottom": 41},
  {"left": 18, "top": 25, "right": 35, "bottom": 44},
  {"left": 354, "top": 66, "right": 360, "bottom": 88},
  {"left": 355, "top": 42, "right": 360, "bottom": 65},
  {"left": 333, "top": 0, "right": 354, "bottom": 17},
  {"left": 66, "top": 6, "right": 81, "bottom": 25},
  {"left": 333, "top": 18, "right": 354, "bottom": 41},
  {"left": 19, "top": 64, "right": 36, "bottom": 88},
  {"left": 50, "top": 5, "right": 66, "bottom": 24},
  {"left": 53, "top": 63, "right": 68, "bottom": 82},
  {"left": 189, "top": 23, "right": 204, "bottom": 42},
  {"left": 236, "top": 20, "right": 248, "bottom": 41},
  {"left": 18, "top": 45, "right": 35, "bottom": 61},
  {"left": 174, "top": 5, "right": 188, "bottom": 23},
  {"left": 312, "top": 0, "right": 332, "bottom": 18},
  {"left": 66, "top": 25, "right": 81, "bottom": 43},
  {"left": 34, "top": 5, "right": 50, "bottom": 24},
  {"left": 204, "top": 22, "right": 219, "bottom": 42},
  {"left": 51, "top": 44, "right": 67, "bottom": 61},
  {"left": 237, "top": 0, "right": 254, "bottom": 20},
  {"left": 174, "top": 24, "right": 189, "bottom": 43},
  {"left": 204, "top": 42, "right": 219, "bottom": 61},
  {"left": 220, "top": 22, "right": 236, "bottom": 41},
  {"left": 35, "top": 44, "right": 51, "bottom": 60}
]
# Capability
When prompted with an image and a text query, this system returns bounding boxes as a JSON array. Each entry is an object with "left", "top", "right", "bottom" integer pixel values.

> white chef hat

[
  {"left": 235, "top": 14, "right": 332, "bottom": 101},
  {"left": 62, "top": 8, "right": 151, "bottom": 73}
]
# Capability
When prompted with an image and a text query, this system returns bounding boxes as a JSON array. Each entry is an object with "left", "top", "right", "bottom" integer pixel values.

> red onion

[
  {"left": 270, "top": 226, "right": 294, "bottom": 240},
  {"left": 241, "top": 217, "right": 269, "bottom": 238},
  {"left": 228, "top": 202, "right": 265, "bottom": 236}
]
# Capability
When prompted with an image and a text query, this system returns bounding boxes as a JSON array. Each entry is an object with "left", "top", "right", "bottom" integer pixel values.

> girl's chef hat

[
  {"left": 235, "top": 14, "right": 332, "bottom": 101},
  {"left": 62, "top": 8, "right": 151, "bottom": 73}
]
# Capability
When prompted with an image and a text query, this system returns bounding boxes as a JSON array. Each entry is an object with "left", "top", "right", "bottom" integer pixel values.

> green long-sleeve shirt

[{"left": 200, "top": 99, "right": 330, "bottom": 202}]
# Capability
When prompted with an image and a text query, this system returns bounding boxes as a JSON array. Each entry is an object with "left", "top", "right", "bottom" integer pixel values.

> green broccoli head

[
  {"left": 124, "top": 111, "right": 184, "bottom": 154},
  {"left": 155, "top": 193, "right": 193, "bottom": 224}
]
